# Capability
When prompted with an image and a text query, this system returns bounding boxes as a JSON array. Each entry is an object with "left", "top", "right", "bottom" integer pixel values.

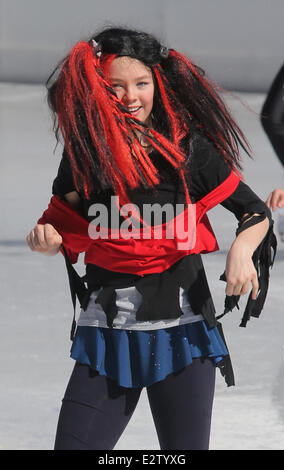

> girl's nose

[{"left": 123, "top": 87, "right": 137, "bottom": 103}]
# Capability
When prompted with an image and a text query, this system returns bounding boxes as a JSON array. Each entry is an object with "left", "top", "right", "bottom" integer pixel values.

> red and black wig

[{"left": 46, "top": 27, "right": 250, "bottom": 206}]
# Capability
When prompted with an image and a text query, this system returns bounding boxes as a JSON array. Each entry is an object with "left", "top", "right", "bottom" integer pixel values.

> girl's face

[{"left": 108, "top": 57, "right": 155, "bottom": 125}]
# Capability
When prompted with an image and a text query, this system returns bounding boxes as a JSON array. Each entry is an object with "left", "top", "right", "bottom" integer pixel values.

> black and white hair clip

[
  {"left": 160, "top": 45, "right": 169, "bottom": 59},
  {"left": 91, "top": 39, "right": 102, "bottom": 57}
]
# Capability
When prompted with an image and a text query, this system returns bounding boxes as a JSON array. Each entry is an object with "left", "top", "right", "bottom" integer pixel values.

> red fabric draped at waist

[{"left": 38, "top": 171, "right": 240, "bottom": 275}]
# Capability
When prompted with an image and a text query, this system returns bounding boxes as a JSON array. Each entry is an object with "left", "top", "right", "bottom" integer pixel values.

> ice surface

[{"left": 0, "top": 84, "right": 283, "bottom": 450}]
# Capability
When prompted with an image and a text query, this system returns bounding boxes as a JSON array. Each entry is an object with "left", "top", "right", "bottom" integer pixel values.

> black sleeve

[
  {"left": 260, "top": 63, "right": 284, "bottom": 167},
  {"left": 52, "top": 149, "right": 77, "bottom": 198},
  {"left": 220, "top": 181, "right": 272, "bottom": 222},
  {"left": 188, "top": 131, "right": 232, "bottom": 201},
  {"left": 188, "top": 131, "right": 271, "bottom": 222}
]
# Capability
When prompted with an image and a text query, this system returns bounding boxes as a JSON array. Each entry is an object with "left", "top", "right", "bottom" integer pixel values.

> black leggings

[{"left": 54, "top": 358, "right": 216, "bottom": 450}]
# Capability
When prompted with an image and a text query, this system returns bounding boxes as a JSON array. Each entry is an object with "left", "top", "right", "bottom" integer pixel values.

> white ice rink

[{"left": 0, "top": 83, "right": 283, "bottom": 450}]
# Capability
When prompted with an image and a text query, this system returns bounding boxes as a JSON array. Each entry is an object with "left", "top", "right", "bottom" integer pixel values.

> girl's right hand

[{"left": 26, "top": 224, "right": 63, "bottom": 256}]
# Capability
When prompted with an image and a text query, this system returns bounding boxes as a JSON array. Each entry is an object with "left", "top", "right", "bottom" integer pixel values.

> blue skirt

[{"left": 70, "top": 321, "right": 228, "bottom": 388}]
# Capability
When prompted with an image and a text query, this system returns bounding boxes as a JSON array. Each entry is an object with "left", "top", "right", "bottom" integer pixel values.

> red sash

[{"left": 38, "top": 171, "right": 240, "bottom": 275}]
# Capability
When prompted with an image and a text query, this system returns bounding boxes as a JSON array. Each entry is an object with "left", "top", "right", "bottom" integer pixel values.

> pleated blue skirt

[{"left": 70, "top": 321, "right": 228, "bottom": 388}]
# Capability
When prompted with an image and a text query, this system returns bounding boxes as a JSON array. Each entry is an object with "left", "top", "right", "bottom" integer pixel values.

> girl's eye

[
  {"left": 137, "top": 82, "right": 148, "bottom": 87},
  {"left": 112, "top": 84, "right": 122, "bottom": 89}
]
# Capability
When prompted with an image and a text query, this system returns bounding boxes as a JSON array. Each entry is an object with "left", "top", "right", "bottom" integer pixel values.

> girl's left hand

[
  {"left": 266, "top": 188, "right": 284, "bottom": 211},
  {"left": 225, "top": 241, "right": 258, "bottom": 299}
]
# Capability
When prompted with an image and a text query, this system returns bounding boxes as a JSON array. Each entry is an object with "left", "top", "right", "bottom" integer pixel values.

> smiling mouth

[{"left": 127, "top": 106, "right": 142, "bottom": 114}]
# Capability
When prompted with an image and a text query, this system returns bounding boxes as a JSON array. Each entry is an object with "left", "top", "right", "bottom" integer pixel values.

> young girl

[{"left": 26, "top": 27, "right": 276, "bottom": 450}]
